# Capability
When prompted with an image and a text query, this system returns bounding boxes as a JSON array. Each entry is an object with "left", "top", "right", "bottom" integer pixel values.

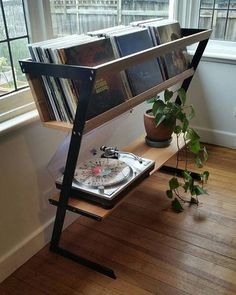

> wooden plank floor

[{"left": 1, "top": 144, "right": 236, "bottom": 295}]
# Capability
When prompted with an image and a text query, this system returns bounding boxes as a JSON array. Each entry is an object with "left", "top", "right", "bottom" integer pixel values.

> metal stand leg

[{"left": 159, "top": 165, "right": 201, "bottom": 180}]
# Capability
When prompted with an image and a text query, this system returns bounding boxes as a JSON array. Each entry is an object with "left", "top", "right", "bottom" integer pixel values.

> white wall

[
  {"left": 188, "top": 60, "right": 236, "bottom": 148},
  {"left": 0, "top": 104, "right": 147, "bottom": 282},
  {"left": 0, "top": 59, "right": 236, "bottom": 282}
]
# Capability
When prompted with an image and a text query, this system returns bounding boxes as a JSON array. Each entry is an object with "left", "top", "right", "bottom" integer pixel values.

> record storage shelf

[
  {"left": 20, "top": 28, "right": 212, "bottom": 218},
  {"left": 19, "top": 28, "right": 211, "bottom": 278}
]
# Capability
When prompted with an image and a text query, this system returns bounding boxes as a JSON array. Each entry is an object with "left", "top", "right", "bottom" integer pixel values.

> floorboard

[{"left": 1, "top": 143, "right": 236, "bottom": 295}]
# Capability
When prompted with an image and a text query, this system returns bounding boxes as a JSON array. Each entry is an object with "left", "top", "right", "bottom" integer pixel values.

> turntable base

[{"left": 56, "top": 153, "right": 155, "bottom": 208}]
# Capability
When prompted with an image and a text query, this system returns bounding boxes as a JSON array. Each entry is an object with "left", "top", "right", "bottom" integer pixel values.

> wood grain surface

[{"left": 1, "top": 143, "right": 236, "bottom": 295}]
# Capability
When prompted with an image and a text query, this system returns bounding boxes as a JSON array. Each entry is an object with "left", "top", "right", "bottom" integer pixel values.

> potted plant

[{"left": 144, "top": 87, "right": 209, "bottom": 212}]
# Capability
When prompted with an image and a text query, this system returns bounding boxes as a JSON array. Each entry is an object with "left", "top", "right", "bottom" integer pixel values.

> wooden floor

[{"left": 1, "top": 144, "right": 236, "bottom": 295}]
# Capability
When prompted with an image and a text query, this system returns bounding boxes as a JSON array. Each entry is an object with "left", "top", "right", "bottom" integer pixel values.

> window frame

[
  {"left": 0, "top": 0, "right": 35, "bottom": 125},
  {"left": 175, "top": 0, "right": 236, "bottom": 63}
]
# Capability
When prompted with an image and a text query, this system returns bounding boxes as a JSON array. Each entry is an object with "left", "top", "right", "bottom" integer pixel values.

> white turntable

[{"left": 56, "top": 146, "right": 155, "bottom": 208}]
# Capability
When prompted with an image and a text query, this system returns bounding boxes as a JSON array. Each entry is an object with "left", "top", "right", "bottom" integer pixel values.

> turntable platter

[{"left": 74, "top": 158, "right": 132, "bottom": 188}]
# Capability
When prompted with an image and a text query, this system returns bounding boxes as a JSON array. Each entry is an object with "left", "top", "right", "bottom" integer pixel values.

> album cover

[
  {"left": 151, "top": 19, "right": 190, "bottom": 78},
  {"left": 59, "top": 38, "right": 127, "bottom": 120},
  {"left": 114, "top": 28, "right": 164, "bottom": 96}
]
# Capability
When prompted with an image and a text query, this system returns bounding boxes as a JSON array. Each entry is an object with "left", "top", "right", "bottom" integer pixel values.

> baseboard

[
  {"left": 0, "top": 213, "right": 77, "bottom": 283},
  {"left": 193, "top": 126, "right": 236, "bottom": 149}
]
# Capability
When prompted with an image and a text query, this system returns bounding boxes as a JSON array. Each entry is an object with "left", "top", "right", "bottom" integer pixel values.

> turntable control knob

[{"left": 98, "top": 185, "right": 105, "bottom": 194}]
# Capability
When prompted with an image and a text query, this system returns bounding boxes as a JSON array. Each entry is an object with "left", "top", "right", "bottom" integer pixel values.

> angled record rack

[{"left": 20, "top": 28, "right": 211, "bottom": 279}]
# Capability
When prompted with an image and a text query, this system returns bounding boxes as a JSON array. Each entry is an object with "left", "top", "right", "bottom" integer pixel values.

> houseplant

[{"left": 145, "top": 87, "right": 209, "bottom": 212}]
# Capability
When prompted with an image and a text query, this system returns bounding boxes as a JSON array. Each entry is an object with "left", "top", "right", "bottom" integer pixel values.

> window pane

[
  {"left": 0, "top": 10, "right": 6, "bottom": 40},
  {"left": 0, "top": 43, "right": 14, "bottom": 95},
  {"left": 199, "top": 9, "right": 213, "bottom": 29},
  {"left": 229, "top": 0, "right": 236, "bottom": 8},
  {"left": 10, "top": 38, "right": 29, "bottom": 89},
  {"left": 3, "top": 0, "right": 27, "bottom": 38},
  {"left": 225, "top": 10, "right": 236, "bottom": 40},
  {"left": 121, "top": 0, "right": 169, "bottom": 25},
  {"left": 200, "top": 0, "right": 214, "bottom": 9},
  {"left": 50, "top": 0, "right": 169, "bottom": 37},
  {"left": 212, "top": 9, "right": 227, "bottom": 39},
  {"left": 215, "top": 0, "right": 229, "bottom": 9}
]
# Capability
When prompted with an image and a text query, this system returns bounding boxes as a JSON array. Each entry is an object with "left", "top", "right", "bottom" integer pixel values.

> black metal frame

[{"left": 19, "top": 28, "right": 210, "bottom": 279}]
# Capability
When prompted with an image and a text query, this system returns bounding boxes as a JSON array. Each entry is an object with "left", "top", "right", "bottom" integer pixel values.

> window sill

[
  {"left": 188, "top": 40, "right": 236, "bottom": 65},
  {"left": 0, "top": 109, "right": 39, "bottom": 136}
]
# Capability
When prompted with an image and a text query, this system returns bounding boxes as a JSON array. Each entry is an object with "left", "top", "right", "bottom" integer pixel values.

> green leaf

[
  {"left": 174, "top": 125, "right": 182, "bottom": 134},
  {"left": 187, "top": 105, "right": 195, "bottom": 120},
  {"left": 177, "top": 88, "right": 186, "bottom": 105},
  {"left": 169, "top": 177, "right": 180, "bottom": 190},
  {"left": 183, "top": 181, "right": 190, "bottom": 192},
  {"left": 188, "top": 140, "right": 201, "bottom": 154},
  {"left": 195, "top": 156, "right": 203, "bottom": 168},
  {"left": 203, "top": 146, "right": 208, "bottom": 161},
  {"left": 164, "top": 89, "right": 173, "bottom": 102},
  {"left": 193, "top": 185, "right": 208, "bottom": 196},
  {"left": 172, "top": 198, "right": 184, "bottom": 213},
  {"left": 146, "top": 97, "right": 157, "bottom": 104},
  {"left": 186, "top": 127, "right": 200, "bottom": 141},
  {"left": 183, "top": 170, "right": 192, "bottom": 180},
  {"left": 201, "top": 171, "right": 209, "bottom": 183},
  {"left": 182, "top": 117, "right": 189, "bottom": 132},
  {"left": 152, "top": 99, "right": 165, "bottom": 116},
  {"left": 166, "top": 190, "right": 173, "bottom": 199},
  {"left": 155, "top": 113, "right": 166, "bottom": 126}
]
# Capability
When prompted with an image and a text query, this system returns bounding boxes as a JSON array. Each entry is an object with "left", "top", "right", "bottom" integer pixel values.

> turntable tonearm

[{"left": 56, "top": 145, "right": 155, "bottom": 208}]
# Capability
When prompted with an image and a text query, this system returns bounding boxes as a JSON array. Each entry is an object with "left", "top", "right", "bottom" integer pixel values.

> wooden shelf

[
  {"left": 20, "top": 29, "right": 212, "bottom": 134},
  {"left": 49, "top": 133, "right": 185, "bottom": 220},
  {"left": 43, "top": 68, "right": 194, "bottom": 133}
]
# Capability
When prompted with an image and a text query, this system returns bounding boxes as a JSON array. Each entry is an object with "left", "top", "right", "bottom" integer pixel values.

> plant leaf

[
  {"left": 201, "top": 171, "right": 209, "bottom": 183},
  {"left": 182, "top": 117, "right": 189, "bottom": 132},
  {"left": 193, "top": 185, "right": 208, "bottom": 196},
  {"left": 188, "top": 140, "right": 201, "bottom": 154},
  {"left": 187, "top": 105, "right": 195, "bottom": 120},
  {"left": 146, "top": 96, "right": 157, "bottom": 104},
  {"left": 152, "top": 100, "right": 165, "bottom": 116},
  {"left": 183, "top": 181, "right": 190, "bottom": 192},
  {"left": 203, "top": 146, "right": 208, "bottom": 161},
  {"left": 177, "top": 88, "right": 186, "bottom": 105},
  {"left": 164, "top": 89, "right": 173, "bottom": 102},
  {"left": 155, "top": 113, "right": 166, "bottom": 126},
  {"left": 195, "top": 156, "right": 203, "bottom": 168},
  {"left": 172, "top": 198, "right": 184, "bottom": 213},
  {"left": 183, "top": 170, "right": 192, "bottom": 181},
  {"left": 174, "top": 125, "right": 182, "bottom": 134},
  {"left": 186, "top": 127, "right": 200, "bottom": 141},
  {"left": 169, "top": 177, "right": 180, "bottom": 190},
  {"left": 166, "top": 190, "right": 173, "bottom": 199}
]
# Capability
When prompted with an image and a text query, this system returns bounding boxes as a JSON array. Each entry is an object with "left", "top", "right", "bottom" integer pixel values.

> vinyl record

[{"left": 74, "top": 158, "right": 132, "bottom": 188}]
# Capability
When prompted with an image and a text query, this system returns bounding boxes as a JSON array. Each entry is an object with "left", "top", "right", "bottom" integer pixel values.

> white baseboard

[
  {"left": 193, "top": 126, "right": 236, "bottom": 149},
  {"left": 0, "top": 214, "right": 77, "bottom": 283}
]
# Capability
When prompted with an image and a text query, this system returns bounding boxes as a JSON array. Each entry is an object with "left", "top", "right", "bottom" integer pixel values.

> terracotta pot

[{"left": 144, "top": 110, "right": 173, "bottom": 142}]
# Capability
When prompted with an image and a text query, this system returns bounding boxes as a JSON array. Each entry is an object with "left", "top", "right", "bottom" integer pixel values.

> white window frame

[
  {"left": 174, "top": 0, "right": 236, "bottom": 64},
  {"left": 0, "top": 0, "right": 54, "bottom": 128}
]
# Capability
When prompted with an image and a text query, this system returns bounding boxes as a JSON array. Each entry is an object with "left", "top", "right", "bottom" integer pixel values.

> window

[
  {"left": 49, "top": 0, "right": 170, "bottom": 36},
  {"left": 0, "top": 0, "right": 34, "bottom": 124},
  {"left": 199, "top": 0, "right": 236, "bottom": 41}
]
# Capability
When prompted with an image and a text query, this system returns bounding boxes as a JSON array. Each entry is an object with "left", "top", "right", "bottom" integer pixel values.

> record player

[{"left": 55, "top": 145, "right": 155, "bottom": 208}]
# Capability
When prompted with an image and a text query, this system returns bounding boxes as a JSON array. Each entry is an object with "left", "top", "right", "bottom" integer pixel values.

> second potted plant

[{"left": 144, "top": 88, "right": 209, "bottom": 212}]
